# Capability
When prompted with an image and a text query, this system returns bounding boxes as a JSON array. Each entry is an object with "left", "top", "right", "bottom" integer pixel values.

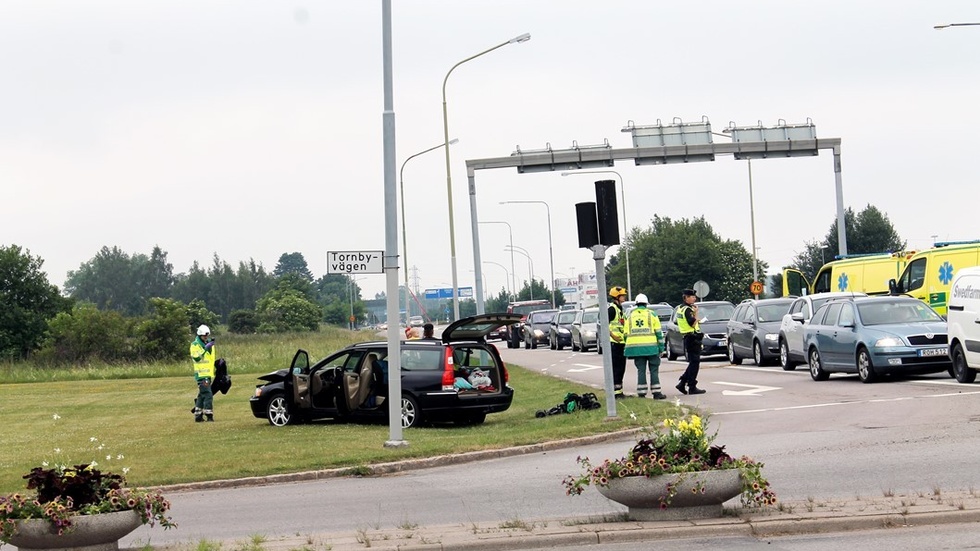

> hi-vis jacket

[
  {"left": 623, "top": 305, "right": 663, "bottom": 358},
  {"left": 190, "top": 336, "right": 216, "bottom": 381}
]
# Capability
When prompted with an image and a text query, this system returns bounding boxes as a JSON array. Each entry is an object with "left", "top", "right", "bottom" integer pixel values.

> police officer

[
  {"left": 675, "top": 289, "right": 706, "bottom": 395},
  {"left": 607, "top": 286, "right": 628, "bottom": 399},
  {"left": 624, "top": 293, "right": 666, "bottom": 399},
  {"left": 190, "top": 324, "right": 217, "bottom": 421}
]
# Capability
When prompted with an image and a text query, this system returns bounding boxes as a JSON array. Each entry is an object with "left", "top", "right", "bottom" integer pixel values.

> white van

[{"left": 948, "top": 266, "right": 980, "bottom": 383}]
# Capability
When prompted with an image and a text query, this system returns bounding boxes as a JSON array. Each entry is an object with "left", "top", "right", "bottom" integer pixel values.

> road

[{"left": 122, "top": 344, "right": 980, "bottom": 548}]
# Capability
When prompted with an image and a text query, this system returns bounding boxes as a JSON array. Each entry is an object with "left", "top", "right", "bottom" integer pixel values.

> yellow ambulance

[
  {"left": 783, "top": 251, "right": 913, "bottom": 297},
  {"left": 888, "top": 241, "right": 980, "bottom": 317}
]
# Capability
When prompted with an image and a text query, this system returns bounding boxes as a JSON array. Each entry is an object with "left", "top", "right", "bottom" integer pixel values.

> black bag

[{"left": 212, "top": 358, "right": 232, "bottom": 395}]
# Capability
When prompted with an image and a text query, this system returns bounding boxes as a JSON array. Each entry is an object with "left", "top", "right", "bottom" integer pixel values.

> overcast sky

[{"left": 2, "top": 1, "right": 978, "bottom": 301}]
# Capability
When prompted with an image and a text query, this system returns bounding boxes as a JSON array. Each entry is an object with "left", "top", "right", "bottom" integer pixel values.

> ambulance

[
  {"left": 783, "top": 250, "right": 913, "bottom": 297},
  {"left": 947, "top": 266, "right": 980, "bottom": 383},
  {"left": 888, "top": 241, "right": 980, "bottom": 317}
]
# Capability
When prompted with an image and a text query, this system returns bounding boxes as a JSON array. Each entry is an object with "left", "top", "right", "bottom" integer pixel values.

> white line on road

[
  {"left": 567, "top": 364, "right": 603, "bottom": 373},
  {"left": 713, "top": 389, "right": 980, "bottom": 416},
  {"left": 713, "top": 381, "right": 781, "bottom": 396}
]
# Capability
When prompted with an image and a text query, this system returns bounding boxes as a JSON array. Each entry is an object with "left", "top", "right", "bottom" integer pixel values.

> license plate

[
  {"left": 918, "top": 347, "right": 948, "bottom": 357},
  {"left": 719, "top": 339, "right": 727, "bottom": 347}
]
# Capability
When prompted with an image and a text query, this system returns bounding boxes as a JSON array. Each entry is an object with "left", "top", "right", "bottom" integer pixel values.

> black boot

[
  {"left": 205, "top": 410, "right": 214, "bottom": 422},
  {"left": 194, "top": 414, "right": 204, "bottom": 422},
  {"left": 688, "top": 381, "right": 706, "bottom": 395},
  {"left": 675, "top": 381, "right": 688, "bottom": 395},
  {"left": 652, "top": 392, "right": 667, "bottom": 400}
]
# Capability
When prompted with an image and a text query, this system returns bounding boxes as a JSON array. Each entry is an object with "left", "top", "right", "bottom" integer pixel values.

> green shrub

[
  {"left": 39, "top": 303, "right": 132, "bottom": 364},
  {"left": 133, "top": 298, "right": 189, "bottom": 360},
  {"left": 228, "top": 309, "right": 258, "bottom": 334}
]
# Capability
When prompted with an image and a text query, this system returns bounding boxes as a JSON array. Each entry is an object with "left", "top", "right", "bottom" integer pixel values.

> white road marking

[
  {"left": 713, "top": 389, "right": 980, "bottom": 416},
  {"left": 567, "top": 364, "right": 603, "bottom": 373},
  {"left": 713, "top": 381, "right": 781, "bottom": 396}
]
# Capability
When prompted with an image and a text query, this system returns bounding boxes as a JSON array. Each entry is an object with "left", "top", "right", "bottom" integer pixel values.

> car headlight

[
  {"left": 585, "top": 331, "right": 595, "bottom": 338},
  {"left": 764, "top": 333, "right": 778, "bottom": 342},
  {"left": 559, "top": 328, "right": 570, "bottom": 334},
  {"left": 533, "top": 329, "right": 544, "bottom": 337},
  {"left": 254, "top": 388, "right": 263, "bottom": 397},
  {"left": 875, "top": 337, "right": 904, "bottom": 347}
]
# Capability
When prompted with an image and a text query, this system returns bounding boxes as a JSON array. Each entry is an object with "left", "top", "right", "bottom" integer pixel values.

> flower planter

[
  {"left": 596, "top": 469, "right": 742, "bottom": 521},
  {"left": 6, "top": 510, "right": 142, "bottom": 551}
]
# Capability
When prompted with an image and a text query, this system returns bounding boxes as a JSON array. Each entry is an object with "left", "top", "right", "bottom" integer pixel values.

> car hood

[
  {"left": 699, "top": 320, "right": 731, "bottom": 333},
  {"left": 864, "top": 321, "right": 948, "bottom": 338},
  {"left": 757, "top": 321, "right": 782, "bottom": 333},
  {"left": 257, "top": 368, "right": 290, "bottom": 383}
]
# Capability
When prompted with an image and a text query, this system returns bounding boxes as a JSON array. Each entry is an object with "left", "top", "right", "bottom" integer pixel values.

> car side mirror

[
  {"left": 888, "top": 279, "right": 898, "bottom": 295},
  {"left": 791, "top": 312, "right": 804, "bottom": 322}
]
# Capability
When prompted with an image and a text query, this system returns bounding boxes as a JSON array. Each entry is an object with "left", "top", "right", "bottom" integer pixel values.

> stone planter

[
  {"left": 596, "top": 469, "right": 742, "bottom": 521},
  {"left": 6, "top": 510, "right": 142, "bottom": 551}
]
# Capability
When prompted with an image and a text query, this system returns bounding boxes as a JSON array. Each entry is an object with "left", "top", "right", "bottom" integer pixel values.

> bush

[
  {"left": 185, "top": 299, "right": 219, "bottom": 333},
  {"left": 228, "top": 309, "right": 258, "bottom": 334},
  {"left": 133, "top": 298, "right": 189, "bottom": 361},
  {"left": 256, "top": 289, "right": 321, "bottom": 333},
  {"left": 40, "top": 303, "right": 132, "bottom": 364}
]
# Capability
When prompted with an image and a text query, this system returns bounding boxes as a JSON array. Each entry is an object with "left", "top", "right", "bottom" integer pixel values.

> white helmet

[
  {"left": 634, "top": 293, "right": 649, "bottom": 305},
  {"left": 196, "top": 325, "right": 211, "bottom": 336}
]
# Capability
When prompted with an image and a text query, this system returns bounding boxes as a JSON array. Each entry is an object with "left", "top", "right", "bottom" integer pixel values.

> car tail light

[{"left": 441, "top": 346, "right": 455, "bottom": 391}]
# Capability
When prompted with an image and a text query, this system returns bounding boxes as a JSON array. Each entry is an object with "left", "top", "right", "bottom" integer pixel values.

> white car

[
  {"left": 948, "top": 266, "right": 980, "bottom": 383},
  {"left": 778, "top": 292, "right": 867, "bottom": 370}
]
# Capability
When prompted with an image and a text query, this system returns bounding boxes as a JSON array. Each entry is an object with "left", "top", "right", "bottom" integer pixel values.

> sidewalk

[{"left": 183, "top": 488, "right": 980, "bottom": 551}]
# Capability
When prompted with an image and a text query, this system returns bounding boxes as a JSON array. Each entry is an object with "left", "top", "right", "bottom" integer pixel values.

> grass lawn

[{"left": 0, "top": 328, "right": 675, "bottom": 493}]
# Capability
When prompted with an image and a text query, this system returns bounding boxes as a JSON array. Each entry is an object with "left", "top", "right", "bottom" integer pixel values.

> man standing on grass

[{"left": 190, "top": 324, "right": 216, "bottom": 422}]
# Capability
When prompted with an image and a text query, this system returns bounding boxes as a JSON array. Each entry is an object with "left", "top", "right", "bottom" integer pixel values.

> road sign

[
  {"left": 349, "top": 315, "right": 356, "bottom": 323},
  {"left": 327, "top": 251, "right": 383, "bottom": 274},
  {"left": 693, "top": 280, "right": 710, "bottom": 299},
  {"left": 423, "top": 287, "right": 474, "bottom": 299},
  {"left": 750, "top": 281, "right": 764, "bottom": 295}
]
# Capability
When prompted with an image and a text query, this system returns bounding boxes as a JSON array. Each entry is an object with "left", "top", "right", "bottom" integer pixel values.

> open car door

[
  {"left": 782, "top": 268, "right": 811, "bottom": 297},
  {"left": 289, "top": 349, "right": 312, "bottom": 410},
  {"left": 344, "top": 353, "right": 377, "bottom": 410}
]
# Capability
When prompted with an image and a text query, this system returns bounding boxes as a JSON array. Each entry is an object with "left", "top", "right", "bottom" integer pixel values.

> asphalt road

[{"left": 121, "top": 344, "right": 980, "bottom": 549}]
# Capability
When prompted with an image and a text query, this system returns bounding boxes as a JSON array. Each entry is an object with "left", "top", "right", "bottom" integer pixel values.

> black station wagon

[{"left": 249, "top": 314, "right": 521, "bottom": 428}]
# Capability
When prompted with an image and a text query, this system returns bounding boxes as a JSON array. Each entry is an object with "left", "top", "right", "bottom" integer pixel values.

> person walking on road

[
  {"left": 623, "top": 293, "right": 666, "bottom": 399},
  {"left": 190, "top": 324, "right": 217, "bottom": 422},
  {"left": 607, "top": 286, "right": 628, "bottom": 399},
  {"left": 675, "top": 289, "right": 706, "bottom": 395}
]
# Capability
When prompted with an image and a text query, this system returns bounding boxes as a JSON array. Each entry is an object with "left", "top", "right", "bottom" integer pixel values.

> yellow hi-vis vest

[
  {"left": 676, "top": 304, "right": 700, "bottom": 334},
  {"left": 609, "top": 302, "right": 625, "bottom": 342},
  {"left": 624, "top": 306, "right": 661, "bottom": 357},
  {"left": 190, "top": 338, "right": 216, "bottom": 380}
]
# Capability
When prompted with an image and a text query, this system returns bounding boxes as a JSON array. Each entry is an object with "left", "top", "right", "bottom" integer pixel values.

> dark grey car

[
  {"left": 664, "top": 301, "right": 736, "bottom": 361},
  {"left": 726, "top": 298, "right": 795, "bottom": 366}
]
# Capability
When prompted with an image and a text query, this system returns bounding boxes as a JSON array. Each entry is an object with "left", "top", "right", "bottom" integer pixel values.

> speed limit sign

[{"left": 749, "top": 281, "right": 764, "bottom": 295}]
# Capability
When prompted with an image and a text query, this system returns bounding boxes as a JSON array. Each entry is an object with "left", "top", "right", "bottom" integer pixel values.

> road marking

[
  {"left": 713, "top": 389, "right": 980, "bottom": 416},
  {"left": 567, "top": 364, "right": 602, "bottom": 373},
  {"left": 713, "top": 382, "right": 781, "bottom": 396}
]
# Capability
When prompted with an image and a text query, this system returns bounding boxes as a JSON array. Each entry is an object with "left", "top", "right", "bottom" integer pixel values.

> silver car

[
  {"left": 778, "top": 292, "right": 867, "bottom": 370},
  {"left": 571, "top": 308, "right": 600, "bottom": 352}
]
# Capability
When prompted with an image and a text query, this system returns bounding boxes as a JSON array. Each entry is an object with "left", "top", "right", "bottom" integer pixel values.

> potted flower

[
  {"left": 0, "top": 420, "right": 176, "bottom": 551},
  {"left": 562, "top": 413, "right": 775, "bottom": 520}
]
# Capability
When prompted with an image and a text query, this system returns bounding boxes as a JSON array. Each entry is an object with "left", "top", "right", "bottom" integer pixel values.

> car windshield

[
  {"left": 857, "top": 300, "right": 943, "bottom": 325},
  {"left": 698, "top": 303, "right": 735, "bottom": 322},
  {"left": 582, "top": 310, "right": 599, "bottom": 324},
  {"left": 558, "top": 312, "right": 576, "bottom": 324},
  {"left": 529, "top": 311, "right": 556, "bottom": 324},
  {"left": 757, "top": 303, "right": 791, "bottom": 323}
]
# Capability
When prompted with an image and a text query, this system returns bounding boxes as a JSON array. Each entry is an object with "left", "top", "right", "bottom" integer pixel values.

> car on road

[
  {"left": 945, "top": 266, "right": 980, "bottom": 383},
  {"left": 408, "top": 315, "right": 424, "bottom": 328},
  {"left": 571, "top": 308, "right": 600, "bottom": 352},
  {"left": 548, "top": 309, "right": 578, "bottom": 350},
  {"left": 803, "top": 296, "right": 951, "bottom": 383},
  {"left": 249, "top": 313, "right": 521, "bottom": 428},
  {"left": 664, "top": 301, "right": 735, "bottom": 361},
  {"left": 727, "top": 298, "right": 795, "bottom": 366},
  {"left": 524, "top": 309, "right": 559, "bottom": 349},
  {"left": 778, "top": 292, "right": 867, "bottom": 370}
]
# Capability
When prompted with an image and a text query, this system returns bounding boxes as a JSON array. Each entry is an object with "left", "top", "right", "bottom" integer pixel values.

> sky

[{"left": 2, "top": 1, "right": 978, "bottom": 301}]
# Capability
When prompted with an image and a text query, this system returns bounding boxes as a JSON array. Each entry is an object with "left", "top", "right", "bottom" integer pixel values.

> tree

[
  {"left": 273, "top": 252, "right": 314, "bottom": 281},
  {"left": 65, "top": 246, "right": 147, "bottom": 316},
  {"left": 0, "top": 245, "right": 71, "bottom": 359},
  {"left": 133, "top": 298, "right": 190, "bottom": 361},
  {"left": 256, "top": 284, "right": 323, "bottom": 332}
]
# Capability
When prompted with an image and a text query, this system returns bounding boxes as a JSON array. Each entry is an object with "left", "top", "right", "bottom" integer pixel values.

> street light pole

[
  {"left": 442, "top": 33, "right": 531, "bottom": 322},
  {"left": 505, "top": 245, "right": 534, "bottom": 300},
  {"left": 934, "top": 22, "right": 980, "bottom": 29},
  {"left": 748, "top": 158, "right": 759, "bottom": 291},
  {"left": 500, "top": 200, "right": 555, "bottom": 308},
  {"left": 560, "top": 170, "right": 631, "bottom": 300},
  {"left": 400, "top": 138, "right": 458, "bottom": 324},
  {"left": 479, "top": 220, "right": 516, "bottom": 301}
]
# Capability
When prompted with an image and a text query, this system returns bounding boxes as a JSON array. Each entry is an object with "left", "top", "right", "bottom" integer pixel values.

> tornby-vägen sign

[{"left": 327, "top": 251, "right": 383, "bottom": 274}]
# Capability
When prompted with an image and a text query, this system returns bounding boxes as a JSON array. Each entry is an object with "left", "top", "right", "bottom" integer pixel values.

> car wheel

[
  {"left": 401, "top": 394, "right": 423, "bottom": 428},
  {"left": 780, "top": 339, "right": 797, "bottom": 371},
  {"left": 667, "top": 341, "right": 678, "bottom": 361},
  {"left": 266, "top": 393, "right": 293, "bottom": 427},
  {"left": 550, "top": 336, "right": 557, "bottom": 350},
  {"left": 856, "top": 347, "right": 878, "bottom": 383},
  {"left": 557, "top": 339, "right": 564, "bottom": 351},
  {"left": 809, "top": 347, "right": 829, "bottom": 381},
  {"left": 952, "top": 343, "right": 977, "bottom": 383},
  {"left": 753, "top": 341, "right": 766, "bottom": 366},
  {"left": 728, "top": 342, "right": 742, "bottom": 365},
  {"left": 572, "top": 338, "right": 580, "bottom": 352},
  {"left": 524, "top": 337, "right": 530, "bottom": 349}
]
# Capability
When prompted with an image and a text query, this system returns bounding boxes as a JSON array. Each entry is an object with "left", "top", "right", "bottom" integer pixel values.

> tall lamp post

[
  {"left": 499, "top": 200, "right": 555, "bottom": 308},
  {"left": 560, "top": 170, "right": 631, "bottom": 300},
  {"left": 482, "top": 260, "right": 511, "bottom": 301},
  {"left": 505, "top": 245, "right": 535, "bottom": 300},
  {"left": 479, "top": 220, "right": 516, "bottom": 301},
  {"left": 442, "top": 32, "right": 531, "bottom": 322},
  {"left": 400, "top": 138, "right": 458, "bottom": 324},
  {"left": 747, "top": 158, "right": 759, "bottom": 290}
]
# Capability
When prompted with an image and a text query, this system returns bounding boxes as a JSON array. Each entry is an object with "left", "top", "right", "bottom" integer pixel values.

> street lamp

[
  {"left": 747, "top": 158, "right": 759, "bottom": 287},
  {"left": 560, "top": 170, "right": 631, "bottom": 300},
  {"left": 499, "top": 200, "right": 555, "bottom": 308},
  {"left": 400, "top": 138, "right": 458, "bottom": 324},
  {"left": 505, "top": 245, "right": 535, "bottom": 300},
  {"left": 482, "top": 260, "right": 511, "bottom": 301},
  {"left": 479, "top": 220, "right": 516, "bottom": 301},
  {"left": 820, "top": 243, "right": 830, "bottom": 265},
  {"left": 442, "top": 32, "right": 531, "bottom": 322}
]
